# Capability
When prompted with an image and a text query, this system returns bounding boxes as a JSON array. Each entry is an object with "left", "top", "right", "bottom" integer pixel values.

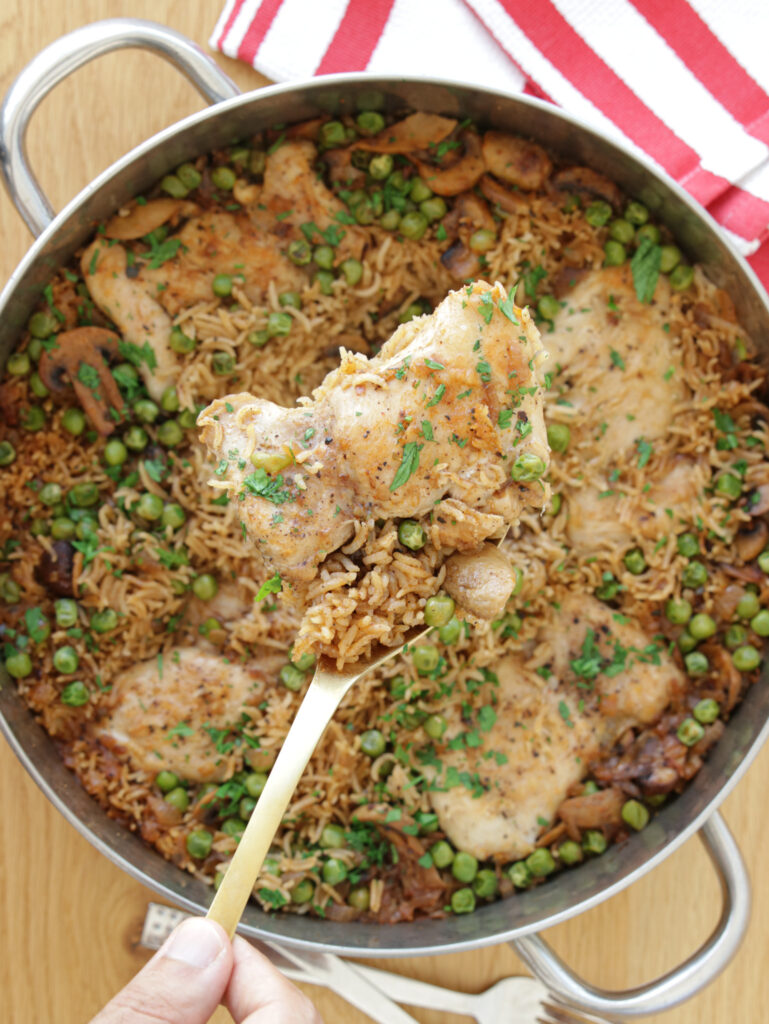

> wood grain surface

[{"left": 1, "top": 4, "right": 767, "bottom": 1022}]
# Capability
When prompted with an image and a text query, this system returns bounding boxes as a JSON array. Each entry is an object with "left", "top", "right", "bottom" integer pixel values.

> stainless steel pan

[{"left": 2, "top": 19, "right": 768, "bottom": 1019}]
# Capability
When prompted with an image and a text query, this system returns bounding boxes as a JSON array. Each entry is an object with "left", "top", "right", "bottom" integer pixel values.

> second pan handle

[{"left": 0, "top": 18, "right": 240, "bottom": 238}]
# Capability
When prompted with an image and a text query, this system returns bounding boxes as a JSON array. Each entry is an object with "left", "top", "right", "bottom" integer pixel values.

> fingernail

[{"left": 162, "top": 918, "right": 227, "bottom": 968}]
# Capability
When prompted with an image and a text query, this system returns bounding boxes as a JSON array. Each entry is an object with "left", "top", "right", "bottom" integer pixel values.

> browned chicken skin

[{"left": 198, "top": 281, "right": 550, "bottom": 581}]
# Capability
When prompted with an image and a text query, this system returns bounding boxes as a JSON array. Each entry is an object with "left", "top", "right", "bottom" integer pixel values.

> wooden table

[{"left": 1, "top": 4, "right": 768, "bottom": 1022}]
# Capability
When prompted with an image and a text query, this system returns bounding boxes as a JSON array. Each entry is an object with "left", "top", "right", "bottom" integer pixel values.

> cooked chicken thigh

[
  {"left": 429, "top": 592, "right": 682, "bottom": 860},
  {"left": 82, "top": 140, "right": 365, "bottom": 400},
  {"left": 199, "top": 281, "right": 550, "bottom": 581}
]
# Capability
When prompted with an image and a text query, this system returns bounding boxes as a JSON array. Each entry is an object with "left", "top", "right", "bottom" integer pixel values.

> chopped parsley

[
  {"left": 256, "top": 573, "right": 282, "bottom": 601},
  {"left": 631, "top": 236, "right": 662, "bottom": 304},
  {"left": 390, "top": 442, "right": 423, "bottom": 492},
  {"left": 242, "top": 468, "right": 295, "bottom": 505}
]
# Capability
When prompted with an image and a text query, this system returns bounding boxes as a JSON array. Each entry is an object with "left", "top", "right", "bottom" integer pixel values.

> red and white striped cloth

[{"left": 211, "top": 0, "right": 769, "bottom": 288}]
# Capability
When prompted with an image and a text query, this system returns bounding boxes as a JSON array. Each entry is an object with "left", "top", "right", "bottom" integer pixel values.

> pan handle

[
  {"left": 512, "top": 811, "right": 750, "bottom": 1020},
  {"left": 0, "top": 18, "right": 240, "bottom": 238}
]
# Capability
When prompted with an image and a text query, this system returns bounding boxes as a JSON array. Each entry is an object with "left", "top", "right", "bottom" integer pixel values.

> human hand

[{"left": 89, "top": 917, "right": 322, "bottom": 1023}]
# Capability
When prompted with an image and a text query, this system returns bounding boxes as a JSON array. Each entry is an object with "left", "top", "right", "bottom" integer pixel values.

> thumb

[{"left": 89, "top": 917, "right": 233, "bottom": 1024}]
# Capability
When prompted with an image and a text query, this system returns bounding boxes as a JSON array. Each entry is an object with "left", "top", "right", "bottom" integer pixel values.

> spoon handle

[{"left": 207, "top": 670, "right": 351, "bottom": 936}]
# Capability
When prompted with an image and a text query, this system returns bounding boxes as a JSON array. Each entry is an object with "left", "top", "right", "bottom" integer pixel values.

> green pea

[
  {"left": 160, "top": 174, "right": 188, "bottom": 198},
  {"left": 249, "top": 150, "right": 266, "bottom": 175},
  {"left": 682, "top": 561, "right": 707, "bottom": 588},
  {"left": 677, "top": 717, "right": 705, "bottom": 746},
  {"left": 733, "top": 644, "right": 761, "bottom": 672},
  {"left": 678, "top": 632, "right": 699, "bottom": 655},
  {"left": 387, "top": 170, "right": 409, "bottom": 193},
  {"left": 750, "top": 609, "right": 769, "bottom": 637},
  {"left": 360, "top": 729, "right": 386, "bottom": 757},
  {"left": 211, "top": 165, "right": 236, "bottom": 191},
  {"left": 320, "top": 824, "right": 346, "bottom": 848},
  {"left": 420, "top": 197, "right": 447, "bottom": 223},
  {"left": 278, "top": 292, "right": 302, "bottom": 312},
  {"left": 398, "top": 519, "right": 426, "bottom": 550},
  {"left": 546, "top": 422, "right": 570, "bottom": 453},
  {"left": 27, "top": 338, "right": 43, "bottom": 362},
  {"left": 715, "top": 473, "right": 742, "bottom": 500},
  {"left": 583, "top": 780, "right": 600, "bottom": 795},
  {"left": 737, "top": 591, "right": 760, "bottom": 619},
  {"left": 582, "top": 830, "right": 608, "bottom": 856},
  {"left": 356, "top": 110, "right": 385, "bottom": 135},
  {"left": 348, "top": 886, "right": 370, "bottom": 911},
  {"left": 537, "top": 295, "right": 561, "bottom": 321},
  {"left": 267, "top": 311, "right": 293, "bottom": 338},
  {"left": 339, "top": 259, "right": 363, "bottom": 287},
  {"left": 758, "top": 549, "right": 769, "bottom": 574},
  {"left": 170, "top": 327, "right": 196, "bottom": 354},
  {"left": 322, "top": 857, "right": 348, "bottom": 885},
  {"left": 511, "top": 453, "right": 546, "bottom": 482},
  {"left": 315, "top": 270, "right": 335, "bottom": 295},
  {"left": 400, "top": 211, "right": 428, "bottom": 240},
  {"left": 438, "top": 617, "right": 462, "bottom": 645},
  {"left": 693, "top": 698, "right": 720, "bottom": 725},
  {"left": 659, "top": 245, "right": 682, "bottom": 274},
  {"left": 684, "top": 651, "right": 708, "bottom": 675},
  {"left": 186, "top": 829, "right": 213, "bottom": 859},
  {"left": 162, "top": 503, "right": 186, "bottom": 530},
  {"left": 609, "top": 219, "right": 635, "bottom": 245},
  {"left": 603, "top": 239, "right": 627, "bottom": 266},
  {"left": 585, "top": 201, "right": 613, "bottom": 227},
  {"left": 212, "top": 274, "right": 233, "bottom": 298},
  {"left": 408, "top": 177, "right": 431, "bottom": 203},
  {"left": 689, "top": 613, "right": 716, "bottom": 640},
  {"left": 451, "top": 851, "right": 478, "bottom": 883},
  {"left": 369, "top": 154, "right": 393, "bottom": 180},
  {"left": 28, "top": 312, "right": 57, "bottom": 339},
  {"left": 229, "top": 146, "right": 250, "bottom": 167},
  {"left": 0, "top": 441, "right": 16, "bottom": 466},
  {"left": 239, "top": 796, "right": 257, "bottom": 820},
  {"left": 428, "top": 840, "right": 454, "bottom": 869},
  {"left": 665, "top": 598, "right": 692, "bottom": 625},
  {"left": 21, "top": 406, "right": 45, "bottom": 431},
  {"left": 40, "top": 482, "right": 62, "bottom": 506},
  {"left": 0, "top": 574, "right": 20, "bottom": 604},
  {"left": 165, "top": 787, "right": 190, "bottom": 813},
  {"left": 472, "top": 869, "right": 498, "bottom": 900},
  {"left": 621, "top": 799, "right": 649, "bottom": 831},
  {"left": 389, "top": 674, "right": 407, "bottom": 697},
  {"left": 526, "top": 848, "right": 556, "bottom": 877},
  {"left": 157, "top": 420, "right": 183, "bottom": 447},
  {"left": 192, "top": 574, "right": 218, "bottom": 601},
  {"left": 624, "top": 548, "right": 646, "bottom": 575},
  {"left": 160, "top": 388, "right": 179, "bottom": 414},
  {"left": 468, "top": 228, "right": 497, "bottom": 253},
  {"left": 156, "top": 770, "right": 180, "bottom": 793},
  {"left": 291, "top": 879, "right": 314, "bottom": 904},
  {"left": 424, "top": 714, "right": 448, "bottom": 740},
  {"left": 5, "top": 651, "right": 32, "bottom": 679},
  {"left": 69, "top": 482, "right": 99, "bottom": 508},
  {"left": 211, "top": 352, "right": 235, "bottom": 378},
  {"left": 29, "top": 517, "right": 50, "bottom": 538},
  {"left": 312, "top": 245, "right": 335, "bottom": 270},
  {"left": 91, "top": 608, "right": 118, "bottom": 634},
  {"left": 669, "top": 265, "right": 694, "bottom": 290},
  {"left": 53, "top": 646, "right": 79, "bottom": 674},
  {"left": 75, "top": 516, "right": 98, "bottom": 541},
  {"left": 287, "top": 239, "right": 312, "bottom": 266},
  {"left": 412, "top": 644, "right": 440, "bottom": 675},
  {"left": 59, "top": 408, "right": 85, "bottom": 437},
  {"left": 245, "top": 772, "right": 268, "bottom": 798},
  {"left": 7, "top": 352, "right": 30, "bottom": 376},
  {"left": 54, "top": 599, "right": 78, "bottom": 628},
  {"left": 221, "top": 817, "right": 245, "bottom": 839},
  {"left": 508, "top": 861, "right": 531, "bottom": 888},
  {"left": 414, "top": 811, "right": 439, "bottom": 834},
  {"left": 558, "top": 840, "right": 583, "bottom": 866},
  {"left": 398, "top": 302, "right": 426, "bottom": 323},
  {"left": 178, "top": 408, "right": 197, "bottom": 430},
  {"left": 624, "top": 201, "right": 649, "bottom": 226},
  {"left": 320, "top": 121, "right": 346, "bottom": 148},
  {"left": 635, "top": 224, "right": 661, "bottom": 246},
  {"left": 424, "top": 594, "right": 455, "bottom": 628},
  {"left": 124, "top": 426, "right": 149, "bottom": 452},
  {"left": 104, "top": 439, "right": 128, "bottom": 466},
  {"left": 176, "top": 163, "right": 202, "bottom": 190},
  {"left": 352, "top": 198, "right": 375, "bottom": 225},
  {"left": 279, "top": 664, "right": 306, "bottom": 691},
  {"left": 61, "top": 681, "right": 89, "bottom": 706},
  {"left": 136, "top": 492, "right": 163, "bottom": 522},
  {"left": 725, "top": 624, "right": 748, "bottom": 649},
  {"left": 28, "top": 371, "right": 49, "bottom": 399},
  {"left": 677, "top": 533, "right": 700, "bottom": 557},
  {"left": 262, "top": 857, "right": 281, "bottom": 876},
  {"left": 248, "top": 329, "right": 270, "bottom": 348}
]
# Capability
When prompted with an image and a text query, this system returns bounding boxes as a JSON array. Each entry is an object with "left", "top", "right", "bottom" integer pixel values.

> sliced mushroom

[
  {"left": 356, "top": 112, "right": 457, "bottom": 153},
  {"left": 482, "top": 131, "right": 552, "bottom": 190},
  {"left": 549, "top": 166, "right": 624, "bottom": 209},
  {"left": 411, "top": 132, "right": 485, "bottom": 196},
  {"left": 441, "top": 242, "right": 481, "bottom": 280},
  {"left": 38, "top": 327, "right": 125, "bottom": 435},
  {"left": 104, "top": 198, "right": 198, "bottom": 241},
  {"left": 558, "top": 787, "right": 625, "bottom": 839},
  {"left": 479, "top": 173, "right": 525, "bottom": 214},
  {"left": 444, "top": 543, "right": 516, "bottom": 620},
  {"left": 285, "top": 117, "right": 325, "bottom": 141},
  {"left": 323, "top": 148, "right": 366, "bottom": 187},
  {"left": 736, "top": 520, "right": 769, "bottom": 562},
  {"left": 747, "top": 483, "right": 769, "bottom": 516},
  {"left": 35, "top": 540, "right": 75, "bottom": 596}
]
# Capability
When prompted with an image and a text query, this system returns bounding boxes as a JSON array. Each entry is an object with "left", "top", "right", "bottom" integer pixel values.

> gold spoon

[{"left": 206, "top": 621, "right": 432, "bottom": 936}]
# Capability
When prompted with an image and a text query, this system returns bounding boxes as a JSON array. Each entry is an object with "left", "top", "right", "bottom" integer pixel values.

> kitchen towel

[{"left": 211, "top": 0, "right": 769, "bottom": 285}]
